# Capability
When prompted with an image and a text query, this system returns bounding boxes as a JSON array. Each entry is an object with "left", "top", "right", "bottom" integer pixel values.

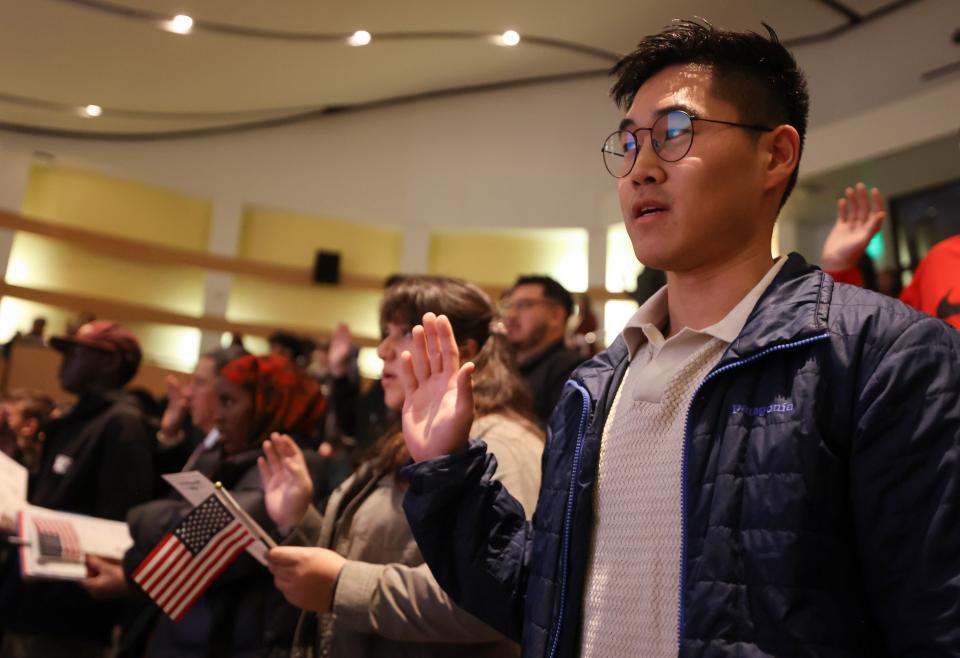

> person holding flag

[
  {"left": 82, "top": 354, "right": 327, "bottom": 658},
  {"left": 258, "top": 276, "right": 545, "bottom": 658}
]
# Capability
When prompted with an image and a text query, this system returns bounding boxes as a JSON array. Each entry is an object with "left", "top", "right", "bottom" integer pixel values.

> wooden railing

[{"left": 0, "top": 208, "right": 631, "bottom": 348}]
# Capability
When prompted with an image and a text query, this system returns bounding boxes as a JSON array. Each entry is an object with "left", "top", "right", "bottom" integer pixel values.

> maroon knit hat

[{"left": 50, "top": 320, "right": 142, "bottom": 376}]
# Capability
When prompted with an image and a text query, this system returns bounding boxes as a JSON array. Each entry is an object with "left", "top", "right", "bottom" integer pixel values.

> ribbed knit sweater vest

[{"left": 580, "top": 337, "right": 727, "bottom": 657}]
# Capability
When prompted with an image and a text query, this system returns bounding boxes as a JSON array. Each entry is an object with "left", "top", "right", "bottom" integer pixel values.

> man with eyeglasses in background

[
  {"left": 399, "top": 19, "right": 960, "bottom": 658},
  {"left": 501, "top": 276, "right": 585, "bottom": 425}
]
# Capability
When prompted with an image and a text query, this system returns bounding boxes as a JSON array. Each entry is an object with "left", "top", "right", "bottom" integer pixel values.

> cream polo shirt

[
  {"left": 622, "top": 256, "right": 788, "bottom": 400},
  {"left": 579, "top": 257, "right": 787, "bottom": 658}
]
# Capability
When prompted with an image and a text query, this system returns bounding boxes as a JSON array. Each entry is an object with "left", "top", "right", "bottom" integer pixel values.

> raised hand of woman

[
  {"left": 257, "top": 433, "right": 314, "bottom": 533},
  {"left": 399, "top": 313, "right": 475, "bottom": 463}
]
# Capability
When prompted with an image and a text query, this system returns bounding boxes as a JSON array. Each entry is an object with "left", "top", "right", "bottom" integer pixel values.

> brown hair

[{"left": 373, "top": 276, "right": 540, "bottom": 473}]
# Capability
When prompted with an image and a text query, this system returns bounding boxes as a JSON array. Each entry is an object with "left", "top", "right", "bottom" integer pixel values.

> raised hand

[
  {"left": 257, "top": 433, "right": 314, "bottom": 533},
  {"left": 328, "top": 322, "right": 353, "bottom": 378},
  {"left": 821, "top": 182, "right": 886, "bottom": 271},
  {"left": 400, "top": 313, "right": 475, "bottom": 463},
  {"left": 158, "top": 375, "right": 188, "bottom": 443},
  {"left": 266, "top": 546, "right": 346, "bottom": 613}
]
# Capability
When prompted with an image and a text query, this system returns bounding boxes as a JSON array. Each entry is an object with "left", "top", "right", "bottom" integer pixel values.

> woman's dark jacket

[
  {"left": 402, "top": 253, "right": 960, "bottom": 657},
  {"left": 121, "top": 447, "right": 325, "bottom": 658}
]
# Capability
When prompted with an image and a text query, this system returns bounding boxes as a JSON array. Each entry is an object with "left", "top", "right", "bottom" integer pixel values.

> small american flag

[
  {"left": 133, "top": 494, "right": 255, "bottom": 622},
  {"left": 33, "top": 515, "right": 83, "bottom": 563}
]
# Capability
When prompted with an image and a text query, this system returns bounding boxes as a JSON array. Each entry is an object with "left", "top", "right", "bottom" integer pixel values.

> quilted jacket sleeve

[
  {"left": 402, "top": 441, "right": 533, "bottom": 642},
  {"left": 851, "top": 315, "right": 960, "bottom": 652}
]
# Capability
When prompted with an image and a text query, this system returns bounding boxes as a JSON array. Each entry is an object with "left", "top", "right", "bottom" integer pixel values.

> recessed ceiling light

[
  {"left": 165, "top": 14, "right": 194, "bottom": 35},
  {"left": 348, "top": 30, "right": 371, "bottom": 46},
  {"left": 500, "top": 30, "right": 521, "bottom": 47},
  {"left": 83, "top": 104, "right": 102, "bottom": 118}
]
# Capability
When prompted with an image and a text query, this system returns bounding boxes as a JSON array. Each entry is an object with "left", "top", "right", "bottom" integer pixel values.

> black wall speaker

[{"left": 313, "top": 250, "right": 341, "bottom": 284}]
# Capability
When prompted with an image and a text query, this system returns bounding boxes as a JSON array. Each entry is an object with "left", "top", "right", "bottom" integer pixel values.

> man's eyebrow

[{"left": 618, "top": 103, "right": 698, "bottom": 131}]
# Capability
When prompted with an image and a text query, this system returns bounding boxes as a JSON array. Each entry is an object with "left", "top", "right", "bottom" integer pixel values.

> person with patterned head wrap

[
  {"left": 217, "top": 354, "right": 326, "bottom": 456},
  {"left": 81, "top": 354, "right": 329, "bottom": 658}
]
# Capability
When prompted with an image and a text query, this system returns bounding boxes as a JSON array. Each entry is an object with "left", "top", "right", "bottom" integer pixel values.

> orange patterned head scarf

[{"left": 219, "top": 354, "right": 325, "bottom": 445}]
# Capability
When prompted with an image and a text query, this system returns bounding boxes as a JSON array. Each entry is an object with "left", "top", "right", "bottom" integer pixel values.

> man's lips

[{"left": 630, "top": 198, "right": 670, "bottom": 222}]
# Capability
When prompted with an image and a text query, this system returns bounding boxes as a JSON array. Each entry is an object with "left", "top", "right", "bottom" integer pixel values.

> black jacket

[
  {"left": 517, "top": 339, "right": 585, "bottom": 426},
  {"left": 1, "top": 391, "right": 155, "bottom": 646},
  {"left": 403, "top": 254, "right": 960, "bottom": 657},
  {"left": 122, "top": 446, "right": 327, "bottom": 658}
]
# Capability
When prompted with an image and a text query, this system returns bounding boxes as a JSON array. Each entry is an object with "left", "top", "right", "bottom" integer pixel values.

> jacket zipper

[
  {"left": 677, "top": 331, "right": 831, "bottom": 645},
  {"left": 546, "top": 380, "right": 592, "bottom": 658}
]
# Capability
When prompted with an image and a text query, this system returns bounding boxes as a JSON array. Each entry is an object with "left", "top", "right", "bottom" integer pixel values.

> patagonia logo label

[{"left": 731, "top": 400, "right": 794, "bottom": 417}]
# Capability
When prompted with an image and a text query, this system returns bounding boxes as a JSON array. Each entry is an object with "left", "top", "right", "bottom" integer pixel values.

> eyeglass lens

[{"left": 601, "top": 110, "right": 694, "bottom": 177}]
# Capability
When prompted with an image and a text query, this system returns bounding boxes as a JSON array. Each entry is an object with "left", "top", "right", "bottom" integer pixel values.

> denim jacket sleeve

[{"left": 402, "top": 440, "right": 532, "bottom": 642}]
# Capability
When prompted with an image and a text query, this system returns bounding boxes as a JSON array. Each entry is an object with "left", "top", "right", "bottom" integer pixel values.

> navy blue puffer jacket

[{"left": 403, "top": 254, "right": 960, "bottom": 657}]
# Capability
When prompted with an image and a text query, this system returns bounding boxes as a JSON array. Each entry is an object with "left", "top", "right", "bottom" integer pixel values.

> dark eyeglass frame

[
  {"left": 499, "top": 298, "right": 558, "bottom": 314},
  {"left": 601, "top": 110, "right": 774, "bottom": 178}
]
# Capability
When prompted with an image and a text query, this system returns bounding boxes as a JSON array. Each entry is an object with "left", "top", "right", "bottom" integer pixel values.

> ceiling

[{"left": 0, "top": 0, "right": 946, "bottom": 138}]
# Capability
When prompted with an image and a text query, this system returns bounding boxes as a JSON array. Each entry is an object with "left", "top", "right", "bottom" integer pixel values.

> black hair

[
  {"left": 511, "top": 275, "right": 574, "bottom": 318},
  {"left": 611, "top": 19, "right": 809, "bottom": 207},
  {"left": 267, "top": 331, "right": 311, "bottom": 363},
  {"left": 202, "top": 345, "right": 250, "bottom": 374}
]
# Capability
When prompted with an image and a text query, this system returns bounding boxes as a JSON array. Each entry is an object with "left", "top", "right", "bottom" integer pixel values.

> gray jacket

[{"left": 288, "top": 413, "right": 543, "bottom": 658}]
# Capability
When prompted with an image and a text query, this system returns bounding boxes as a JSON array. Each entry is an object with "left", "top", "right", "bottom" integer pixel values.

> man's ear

[
  {"left": 762, "top": 124, "right": 801, "bottom": 196},
  {"left": 549, "top": 304, "right": 568, "bottom": 330}
]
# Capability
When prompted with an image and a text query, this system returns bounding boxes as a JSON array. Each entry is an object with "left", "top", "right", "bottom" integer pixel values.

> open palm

[
  {"left": 257, "top": 433, "right": 314, "bottom": 531},
  {"left": 821, "top": 182, "right": 886, "bottom": 271},
  {"left": 400, "top": 313, "right": 475, "bottom": 463}
]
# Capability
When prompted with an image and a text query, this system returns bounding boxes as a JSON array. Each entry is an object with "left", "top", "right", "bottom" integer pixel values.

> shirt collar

[{"left": 621, "top": 257, "right": 787, "bottom": 360}]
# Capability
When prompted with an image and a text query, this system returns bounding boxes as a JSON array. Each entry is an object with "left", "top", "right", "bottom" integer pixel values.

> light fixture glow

[
  {"left": 166, "top": 14, "right": 194, "bottom": 34},
  {"left": 83, "top": 104, "right": 102, "bottom": 118},
  {"left": 500, "top": 30, "right": 521, "bottom": 46},
  {"left": 348, "top": 30, "right": 372, "bottom": 46}
]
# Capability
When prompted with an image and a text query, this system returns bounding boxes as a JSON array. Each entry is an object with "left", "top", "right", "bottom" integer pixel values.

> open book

[{"left": 17, "top": 505, "right": 134, "bottom": 581}]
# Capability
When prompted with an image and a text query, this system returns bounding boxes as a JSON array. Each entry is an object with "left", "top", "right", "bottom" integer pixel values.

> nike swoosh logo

[{"left": 936, "top": 291, "right": 960, "bottom": 319}]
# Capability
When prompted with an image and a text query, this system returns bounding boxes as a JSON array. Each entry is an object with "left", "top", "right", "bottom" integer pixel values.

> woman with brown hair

[{"left": 259, "top": 275, "right": 543, "bottom": 658}]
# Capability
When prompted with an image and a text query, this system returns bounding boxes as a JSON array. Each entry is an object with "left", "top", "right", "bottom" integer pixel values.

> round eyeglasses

[{"left": 600, "top": 110, "right": 774, "bottom": 178}]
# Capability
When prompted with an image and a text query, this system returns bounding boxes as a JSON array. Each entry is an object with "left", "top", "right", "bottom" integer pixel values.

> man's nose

[{"left": 626, "top": 134, "right": 665, "bottom": 185}]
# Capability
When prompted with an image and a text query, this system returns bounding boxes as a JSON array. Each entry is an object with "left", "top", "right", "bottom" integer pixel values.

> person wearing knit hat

[
  {"left": 0, "top": 319, "right": 155, "bottom": 658},
  {"left": 50, "top": 319, "right": 143, "bottom": 393}
]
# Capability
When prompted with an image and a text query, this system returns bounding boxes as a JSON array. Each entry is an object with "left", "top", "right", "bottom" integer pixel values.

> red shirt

[{"left": 827, "top": 235, "right": 960, "bottom": 330}]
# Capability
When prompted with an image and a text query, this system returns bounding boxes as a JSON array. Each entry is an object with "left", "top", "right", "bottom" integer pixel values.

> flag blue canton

[{"left": 174, "top": 495, "right": 235, "bottom": 555}]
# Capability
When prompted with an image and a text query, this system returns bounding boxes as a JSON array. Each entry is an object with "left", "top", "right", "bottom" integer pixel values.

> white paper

[
  {"left": 163, "top": 470, "right": 270, "bottom": 566},
  {"left": 163, "top": 470, "right": 216, "bottom": 507},
  {"left": 0, "top": 451, "right": 28, "bottom": 527}
]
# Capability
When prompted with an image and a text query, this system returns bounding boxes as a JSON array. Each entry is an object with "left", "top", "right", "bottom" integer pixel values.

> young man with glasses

[
  {"left": 398, "top": 20, "right": 960, "bottom": 657},
  {"left": 501, "top": 276, "right": 584, "bottom": 424}
]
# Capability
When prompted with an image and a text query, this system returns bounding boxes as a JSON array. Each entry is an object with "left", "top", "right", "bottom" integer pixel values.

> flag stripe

[
  {"left": 159, "top": 522, "right": 250, "bottom": 614},
  {"left": 153, "top": 521, "right": 245, "bottom": 610},
  {"left": 132, "top": 531, "right": 177, "bottom": 580},
  {"left": 169, "top": 533, "right": 255, "bottom": 622},
  {"left": 132, "top": 493, "right": 258, "bottom": 622},
  {"left": 136, "top": 537, "right": 190, "bottom": 595}
]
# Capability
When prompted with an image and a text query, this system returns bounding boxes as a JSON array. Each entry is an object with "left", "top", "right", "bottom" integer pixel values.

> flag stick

[{"left": 213, "top": 482, "right": 277, "bottom": 549}]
